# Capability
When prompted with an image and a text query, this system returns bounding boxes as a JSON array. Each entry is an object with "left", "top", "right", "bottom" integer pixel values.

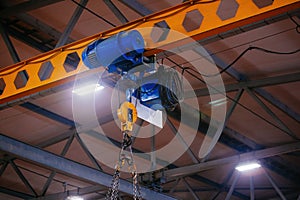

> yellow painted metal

[
  {"left": 0, "top": 0, "right": 299, "bottom": 104},
  {"left": 117, "top": 101, "right": 138, "bottom": 132}
]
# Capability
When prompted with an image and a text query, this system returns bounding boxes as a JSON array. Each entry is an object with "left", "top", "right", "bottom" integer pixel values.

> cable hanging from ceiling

[
  {"left": 289, "top": 15, "right": 300, "bottom": 34},
  {"left": 70, "top": 0, "right": 117, "bottom": 27},
  {"left": 166, "top": 45, "right": 300, "bottom": 138},
  {"left": 195, "top": 46, "right": 300, "bottom": 77}
]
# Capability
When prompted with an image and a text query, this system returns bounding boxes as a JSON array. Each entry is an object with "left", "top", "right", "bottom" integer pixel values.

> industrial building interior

[{"left": 0, "top": 0, "right": 300, "bottom": 200}]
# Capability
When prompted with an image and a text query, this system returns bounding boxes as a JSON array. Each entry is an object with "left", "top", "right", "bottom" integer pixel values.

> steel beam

[
  {"left": 30, "top": 185, "right": 106, "bottom": 200},
  {"left": 36, "top": 129, "right": 75, "bottom": 148},
  {"left": 225, "top": 89, "right": 244, "bottom": 123},
  {"left": 56, "top": 0, "right": 88, "bottom": 47},
  {"left": 20, "top": 101, "right": 168, "bottom": 167},
  {"left": 186, "top": 72, "right": 300, "bottom": 98},
  {"left": 255, "top": 88, "right": 300, "bottom": 123},
  {"left": 17, "top": 13, "right": 74, "bottom": 44},
  {"left": 20, "top": 102, "right": 76, "bottom": 127},
  {"left": 246, "top": 88, "right": 297, "bottom": 139},
  {"left": 74, "top": 132, "right": 103, "bottom": 171},
  {"left": 164, "top": 141, "right": 300, "bottom": 180},
  {"left": 0, "top": 134, "right": 176, "bottom": 200},
  {"left": 0, "top": 162, "right": 8, "bottom": 176},
  {"left": 199, "top": 46, "right": 300, "bottom": 124},
  {"left": 182, "top": 178, "right": 200, "bottom": 200},
  {"left": 166, "top": 118, "right": 199, "bottom": 164},
  {"left": 1, "top": 0, "right": 299, "bottom": 104},
  {"left": 168, "top": 101, "right": 300, "bottom": 183},
  {"left": 150, "top": 125, "right": 156, "bottom": 170},
  {"left": 189, "top": 174, "right": 248, "bottom": 200},
  {"left": 169, "top": 178, "right": 180, "bottom": 195},
  {"left": 41, "top": 133, "right": 75, "bottom": 195},
  {"left": 9, "top": 160, "right": 38, "bottom": 197},
  {"left": 223, "top": 126, "right": 262, "bottom": 150},
  {"left": 0, "top": 0, "right": 64, "bottom": 18},
  {"left": 211, "top": 169, "right": 235, "bottom": 200},
  {"left": 224, "top": 172, "right": 240, "bottom": 200},
  {"left": 119, "top": 0, "right": 152, "bottom": 16},
  {"left": 104, "top": 0, "right": 128, "bottom": 24},
  {"left": 0, "top": 186, "right": 34, "bottom": 199},
  {"left": 5, "top": 23, "right": 52, "bottom": 52},
  {"left": 0, "top": 23, "right": 20, "bottom": 63},
  {"left": 264, "top": 169, "right": 287, "bottom": 200}
]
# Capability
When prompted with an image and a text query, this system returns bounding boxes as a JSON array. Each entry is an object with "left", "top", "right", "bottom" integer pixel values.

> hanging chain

[
  {"left": 105, "top": 131, "right": 142, "bottom": 200},
  {"left": 105, "top": 170, "right": 120, "bottom": 200}
]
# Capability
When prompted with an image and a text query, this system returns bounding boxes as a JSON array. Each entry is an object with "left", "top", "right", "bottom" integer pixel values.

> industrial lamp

[
  {"left": 63, "top": 183, "right": 84, "bottom": 200},
  {"left": 235, "top": 161, "right": 261, "bottom": 172},
  {"left": 65, "top": 195, "right": 84, "bottom": 200},
  {"left": 72, "top": 83, "right": 104, "bottom": 95}
]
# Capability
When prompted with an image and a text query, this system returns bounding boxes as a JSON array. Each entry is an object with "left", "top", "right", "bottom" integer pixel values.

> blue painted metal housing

[{"left": 82, "top": 30, "right": 145, "bottom": 74}]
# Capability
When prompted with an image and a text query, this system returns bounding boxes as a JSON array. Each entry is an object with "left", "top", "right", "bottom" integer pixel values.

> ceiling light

[
  {"left": 208, "top": 98, "right": 227, "bottom": 107},
  {"left": 235, "top": 162, "right": 261, "bottom": 172},
  {"left": 72, "top": 83, "right": 104, "bottom": 95},
  {"left": 65, "top": 195, "right": 84, "bottom": 200}
]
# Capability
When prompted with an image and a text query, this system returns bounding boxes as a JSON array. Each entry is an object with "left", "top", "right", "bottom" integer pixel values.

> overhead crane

[
  {"left": 0, "top": 0, "right": 299, "bottom": 199},
  {"left": 0, "top": 0, "right": 298, "bottom": 106}
]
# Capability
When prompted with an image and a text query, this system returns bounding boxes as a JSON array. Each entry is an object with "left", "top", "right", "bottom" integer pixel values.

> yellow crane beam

[{"left": 0, "top": 0, "right": 299, "bottom": 104}]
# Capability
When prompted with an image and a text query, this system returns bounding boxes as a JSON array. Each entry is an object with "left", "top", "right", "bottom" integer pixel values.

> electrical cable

[
  {"left": 159, "top": 67, "right": 184, "bottom": 111},
  {"left": 200, "top": 46, "right": 300, "bottom": 77},
  {"left": 0, "top": 0, "right": 297, "bottom": 79},
  {"left": 205, "top": 27, "right": 296, "bottom": 62},
  {"left": 166, "top": 57, "right": 298, "bottom": 138},
  {"left": 289, "top": 16, "right": 300, "bottom": 34},
  {"left": 70, "top": 0, "right": 117, "bottom": 27}
]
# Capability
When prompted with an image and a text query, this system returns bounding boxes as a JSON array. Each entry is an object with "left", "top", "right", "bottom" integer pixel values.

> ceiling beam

[
  {"left": 17, "top": 13, "right": 74, "bottom": 44},
  {"left": 55, "top": 0, "right": 88, "bottom": 48},
  {"left": 18, "top": 100, "right": 248, "bottom": 199},
  {"left": 29, "top": 185, "right": 106, "bottom": 200},
  {"left": 255, "top": 88, "right": 300, "bottom": 123},
  {"left": 104, "top": 0, "right": 128, "bottom": 24},
  {"left": 163, "top": 141, "right": 300, "bottom": 181},
  {"left": 20, "top": 102, "right": 76, "bottom": 127},
  {"left": 0, "top": 134, "right": 177, "bottom": 200},
  {"left": 9, "top": 160, "right": 38, "bottom": 197},
  {"left": 119, "top": 0, "right": 152, "bottom": 16},
  {"left": 0, "top": 186, "right": 34, "bottom": 199},
  {"left": 0, "top": 23, "right": 20, "bottom": 63},
  {"left": 191, "top": 41, "right": 300, "bottom": 124},
  {"left": 0, "top": 0, "right": 64, "bottom": 18},
  {"left": 185, "top": 72, "right": 300, "bottom": 97},
  {"left": 4, "top": 23, "right": 52, "bottom": 52},
  {"left": 2, "top": 0, "right": 299, "bottom": 104}
]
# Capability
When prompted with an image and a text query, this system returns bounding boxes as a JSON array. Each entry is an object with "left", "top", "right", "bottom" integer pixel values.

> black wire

[
  {"left": 204, "top": 27, "right": 295, "bottom": 64},
  {"left": 70, "top": 0, "right": 117, "bottom": 27},
  {"left": 201, "top": 46, "right": 300, "bottom": 77},
  {"left": 166, "top": 57, "right": 297, "bottom": 138},
  {"left": 289, "top": 16, "right": 300, "bottom": 34}
]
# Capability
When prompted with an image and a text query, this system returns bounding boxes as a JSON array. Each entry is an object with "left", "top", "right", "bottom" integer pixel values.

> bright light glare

[
  {"left": 209, "top": 98, "right": 227, "bottom": 107},
  {"left": 66, "top": 195, "right": 84, "bottom": 200},
  {"left": 72, "top": 83, "right": 104, "bottom": 95},
  {"left": 235, "top": 162, "right": 261, "bottom": 172}
]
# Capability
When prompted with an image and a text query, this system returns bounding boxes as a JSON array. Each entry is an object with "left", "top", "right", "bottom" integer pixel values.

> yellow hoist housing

[{"left": 117, "top": 101, "right": 137, "bottom": 132}]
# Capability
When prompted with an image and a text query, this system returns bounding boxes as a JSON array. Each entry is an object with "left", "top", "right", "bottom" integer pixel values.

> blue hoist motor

[
  {"left": 82, "top": 30, "right": 183, "bottom": 111},
  {"left": 82, "top": 30, "right": 145, "bottom": 74}
]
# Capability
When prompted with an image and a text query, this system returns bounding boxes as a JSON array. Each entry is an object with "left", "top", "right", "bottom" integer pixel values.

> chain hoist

[{"left": 105, "top": 98, "right": 142, "bottom": 200}]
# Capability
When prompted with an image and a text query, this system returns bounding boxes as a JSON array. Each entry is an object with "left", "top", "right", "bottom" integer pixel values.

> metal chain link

[
  {"left": 132, "top": 171, "right": 142, "bottom": 200},
  {"left": 105, "top": 131, "right": 142, "bottom": 200},
  {"left": 105, "top": 170, "right": 120, "bottom": 200}
]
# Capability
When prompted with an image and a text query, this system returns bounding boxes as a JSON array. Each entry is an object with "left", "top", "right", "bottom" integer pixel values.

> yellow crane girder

[{"left": 0, "top": 0, "right": 299, "bottom": 105}]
